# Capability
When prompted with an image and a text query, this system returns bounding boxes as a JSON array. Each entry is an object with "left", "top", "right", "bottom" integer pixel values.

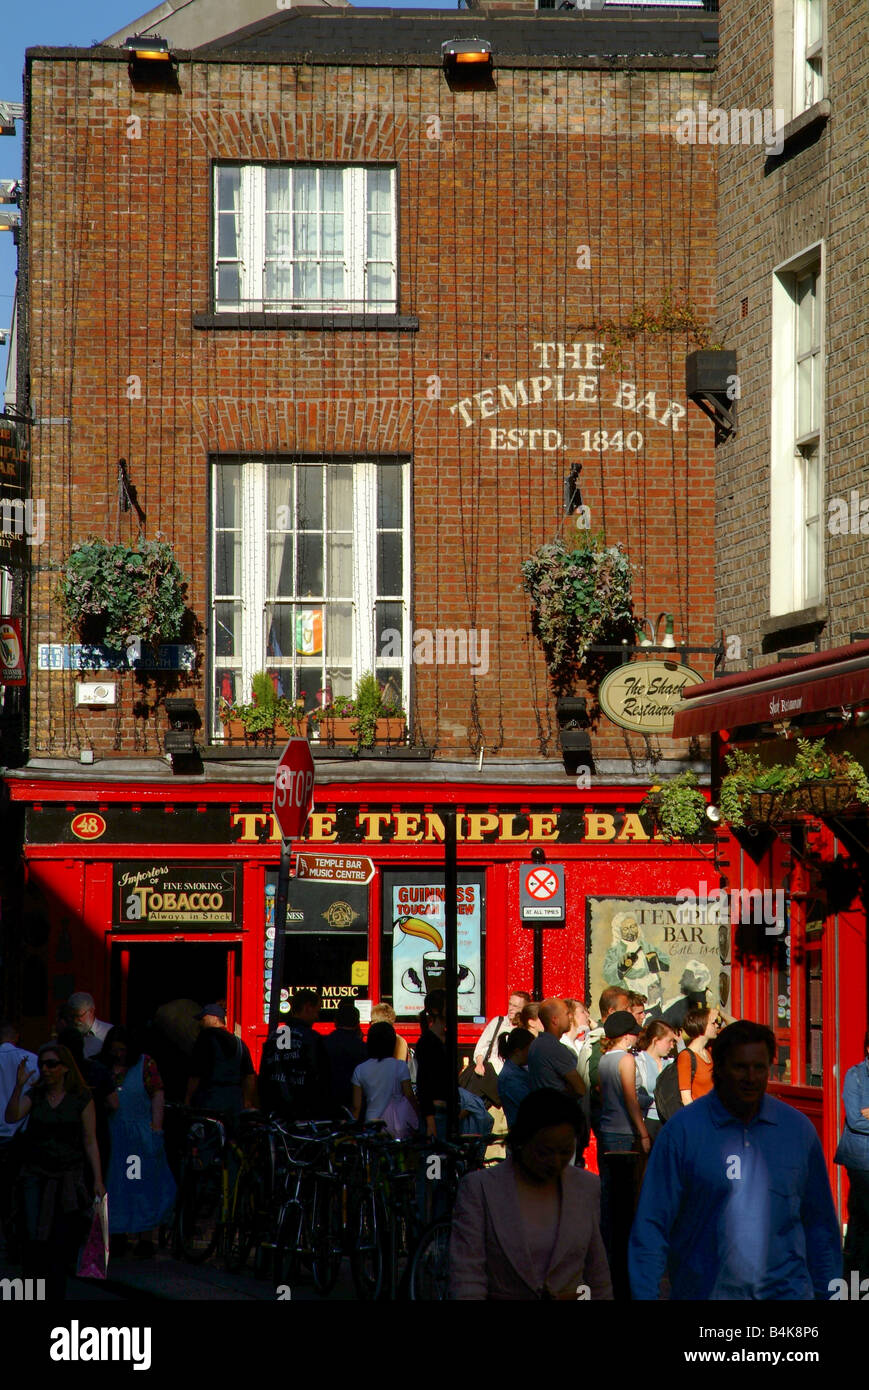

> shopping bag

[{"left": 77, "top": 1194, "right": 109, "bottom": 1279}]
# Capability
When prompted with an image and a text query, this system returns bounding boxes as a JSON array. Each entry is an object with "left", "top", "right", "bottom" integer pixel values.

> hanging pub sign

[
  {"left": 598, "top": 659, "right": 704, "bottom": 734},
  {"left": 113, "top": 864, "right": 242, "bottom": 931},
  {"left": 0, "top": 618, "right": 26, "bottom": 685}
]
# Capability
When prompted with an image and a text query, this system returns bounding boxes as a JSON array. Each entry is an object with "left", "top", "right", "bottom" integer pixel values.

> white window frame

[
  {"left": 792, "top": 0, "right": 824, "bottom": 118},
  {"left": 210, "top": 459, "right": 411, "bottom": 735},
  {"left": 770, "top": 245, "right": 824, "bottom": 617},
  {"left": 213, "top": 163, "right": 397, "bottom": 314}
]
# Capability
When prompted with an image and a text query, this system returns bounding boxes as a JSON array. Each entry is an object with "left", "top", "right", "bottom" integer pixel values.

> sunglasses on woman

[{"left": 40, "top": 1059, "right": 62, "bottom": 1068}]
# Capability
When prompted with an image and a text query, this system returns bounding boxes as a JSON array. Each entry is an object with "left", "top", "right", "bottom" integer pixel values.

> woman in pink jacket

[{"left": 448, "top": 1089, "right": 612, "bottom": 1300}]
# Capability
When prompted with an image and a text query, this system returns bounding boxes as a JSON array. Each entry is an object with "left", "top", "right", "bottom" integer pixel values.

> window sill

[
  {"left": 760, "top": 604, "right": 827, "bottom": 653},
  {"left": 194, "top": 312, "right": 419, "bottom": 332},
  {"left": 765, "top": 99, "right": 830, "bottom": 168}
]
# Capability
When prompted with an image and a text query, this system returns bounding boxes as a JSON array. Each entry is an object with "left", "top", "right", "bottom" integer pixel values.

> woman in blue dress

[{"left": 100, "top": 1028, "right": 176, "bottom": 1257}]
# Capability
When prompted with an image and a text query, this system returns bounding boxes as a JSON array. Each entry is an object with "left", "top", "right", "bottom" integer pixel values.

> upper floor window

[
  {"left": 770, "top": 248, "right": 824, "bottom": 615},
  {"left": 214, "top": 164, "right": 397, "bottom": 314},
  {"left": 211, "top": 459, "right": 410, "bottom": 735},
  {"left": 793, "top": 0, "right": 824, "bottom": 116}
]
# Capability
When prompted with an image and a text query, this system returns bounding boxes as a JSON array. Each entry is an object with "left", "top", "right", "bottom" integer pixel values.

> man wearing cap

[{"left": 185, "top": 1003, "right": 256, "bottom": 1115}]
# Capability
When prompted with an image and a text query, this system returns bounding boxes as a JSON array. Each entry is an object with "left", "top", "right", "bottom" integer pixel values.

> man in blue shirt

[{"left": 629, "top": 1019, "right": 842, "bottom": 1300}]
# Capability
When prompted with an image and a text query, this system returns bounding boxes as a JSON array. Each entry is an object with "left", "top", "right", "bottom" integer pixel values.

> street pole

[
  {"left": 444, "top": 807, "right": 459, "bottom": 1142},
  {"left": 268, "top": 839, "right": 293, "bottom": 1032},
  {"left": 533, "top": 924, "right": 544, "bottom": 1002}
]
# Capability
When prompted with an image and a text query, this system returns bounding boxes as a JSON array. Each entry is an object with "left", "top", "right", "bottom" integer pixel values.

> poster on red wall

[{"left": 586, "top": 896, "right": 731, "bottom": 1022}]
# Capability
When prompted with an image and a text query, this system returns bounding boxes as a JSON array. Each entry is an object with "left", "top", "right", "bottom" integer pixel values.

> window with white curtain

[
  {"left": 214, "top": 164, "right": 397, "bottom": 313},
  {"left": 211, "top": 460, "right": 410, "bottom": 733},
  {"left": 770, "top": 249, "right": 824, "bottom": 615},
  {"left": 792, "top": 0, "right": 824, "bottom": 117}
]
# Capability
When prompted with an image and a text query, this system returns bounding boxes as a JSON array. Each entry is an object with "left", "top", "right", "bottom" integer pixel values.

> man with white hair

[
  {"left": 65, "top": 992, "right": 113, "bottom": 1060},
  {"left": 660, "top": 961, "right": 712, "bottom": 1032}
]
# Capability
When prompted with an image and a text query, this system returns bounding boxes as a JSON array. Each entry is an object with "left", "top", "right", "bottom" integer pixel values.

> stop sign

[{"left": 273, "top": 737, "right": 315, "bottom": 841}]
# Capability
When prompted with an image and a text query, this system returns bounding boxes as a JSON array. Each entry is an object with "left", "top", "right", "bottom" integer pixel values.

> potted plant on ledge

[
  {"left": 219, "top": 671, "right": 306, "bottom": 748},
  {"left": 310, "top": 671, "right": 406, "bottom": 750}
]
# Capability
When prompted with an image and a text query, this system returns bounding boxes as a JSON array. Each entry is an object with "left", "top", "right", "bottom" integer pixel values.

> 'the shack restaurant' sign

[{"left": 599, "top": 659, "right": 704, "bottom": 734}]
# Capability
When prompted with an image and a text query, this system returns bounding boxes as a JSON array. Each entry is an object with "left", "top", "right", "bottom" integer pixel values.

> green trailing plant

[
  {"left": 219, "top": 671, "right": 305, "bottom": 737},
  {"left": 719, "top": 738, "right": 869, "bottom": 828},
  {"left": 59, "top": 534, "right": 187, "bottom": 653},
  {"left": 645, "top": 771, "right": 708, "bottom": 840},
  {"left": 592, "top": 293, "right": 722, "bottom": 372},
  {"left": 520, "top": 532, "right": 640, "bottom": 693}
]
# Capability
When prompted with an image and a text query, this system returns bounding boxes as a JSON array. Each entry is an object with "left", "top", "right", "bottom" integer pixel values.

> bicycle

[
  {"left": 270, "top": 1120, "right": 339, "bottom": 1295},
  {"left": 174, "top": 1107, "right": 265, "bottom": 1269},
  {"left": 407, "top": 1134, "right": 505, "bottom": 1301}
]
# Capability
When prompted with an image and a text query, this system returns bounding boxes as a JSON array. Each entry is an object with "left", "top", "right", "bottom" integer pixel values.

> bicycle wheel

[
  {"left": 177, "top": 1168, "right": 221, "bottom": 1264},
  {"left": 348, "top": 1188, "right": 385, "bottom": 1301},
  {"left": 310, "top": 1179, "right": 344, "bottom": 1297},
  {"left": 224, "top": 1172, "right": 259, "bottom": 1272},
  {"left": 274, "top": 1203, "right": 303, "bottom": 1290},
  {"left": 408, "top": 1219, "right": 452, "bottom": 1301}
]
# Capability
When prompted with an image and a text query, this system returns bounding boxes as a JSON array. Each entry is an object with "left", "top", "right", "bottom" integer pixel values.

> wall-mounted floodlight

[
  {"left": 124, "top": 34, "right": 172, "bottom": 63},
  {"left": 441, "top": 39, "right": 493, "bottom": 78},
  {"left": 0, "top": 180, "right": 20, "bottom": 203},
  {"left": 0, "top": 210, "right": 20, "bottom": 232}
]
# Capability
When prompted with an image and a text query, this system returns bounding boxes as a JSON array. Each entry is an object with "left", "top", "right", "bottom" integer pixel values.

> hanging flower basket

[
  {"left": 720, "top": 739, "right": 869, "bottom": 830},
  {"left": 59, "top": 534, "right": 187, "bottom": 653},
  {"left": 747, "top": 790, "right": 793, "bottom": 826},
  {"left": 789, "top": 778, "right": 861, "bottom": 818}
]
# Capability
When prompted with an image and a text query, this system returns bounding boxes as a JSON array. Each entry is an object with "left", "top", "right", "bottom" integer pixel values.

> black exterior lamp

[
  {"left": 685, "top": 350, "right": 738, "bottom": 445},
  {"left": 442, "top": 39, "right": 494, "bottom": 89},
  {"left": 555, "top": 696, "right": 594, "bottom": 777},
  {"left": 124, "top": 34, "right": 178, "bottom": 85},
  {"left": 164, "top": 698, "right": 201, "bottom": 768}
]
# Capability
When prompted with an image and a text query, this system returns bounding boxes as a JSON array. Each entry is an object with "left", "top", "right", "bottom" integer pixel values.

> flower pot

[
  {"left": 747, "top": 790, "right": 791, "bottom": 825},
  {"left": 790, "top": 779, "right": 858, "bottom": 817},
  {"left": 310, "top": 715, "right": 406, "bottom": 748}
]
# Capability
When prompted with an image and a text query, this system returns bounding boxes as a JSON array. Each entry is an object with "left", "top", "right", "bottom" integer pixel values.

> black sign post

[
  {"left": 519, "top": 855, "right": 567, "bottom": 999},
  {"left": 268, "top": 840, "right": 294, "bottom": 1033},
  {"left": 443, "top": 807, "right": 459, "bottom": 1142}
]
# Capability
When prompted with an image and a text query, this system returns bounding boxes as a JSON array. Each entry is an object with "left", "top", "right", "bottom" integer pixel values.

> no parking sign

[{"left": 520, "top": 863, "right": 566, "bottom": 923}]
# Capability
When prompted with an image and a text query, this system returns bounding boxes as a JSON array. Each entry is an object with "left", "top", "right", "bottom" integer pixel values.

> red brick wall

[{"left": 25, "top": 54, "right": 717, "bottom": 763}]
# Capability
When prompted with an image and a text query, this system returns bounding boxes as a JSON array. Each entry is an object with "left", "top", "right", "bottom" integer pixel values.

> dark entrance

[{"left": 110, "top": 940, "right": 239, "bottom": 1035}]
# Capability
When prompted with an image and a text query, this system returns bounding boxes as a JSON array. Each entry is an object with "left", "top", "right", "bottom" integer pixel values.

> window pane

[
  {"left": 268, "top": 531, "right": 294, "bottom": 596},
  {"left": 366, "top": 263, "right": 393, "bottom": 304},
  {"left": 804, "top": 448, "right": 820, "bottom": 516},
  {"left": 265, "top": 262, "right": 293, "bottom": 303},
  {"left": 297, "top": 467, "right": 323, "bottom": 530},
  {"left": 321, "top": 168, "right": 344, "bottom": 213},
  {"left": 266, "top": 168, "right": 292, "bottom": 212},
  {"left": 377, "top": 532, "right": 402, "bottom": 595},
  {"left": 367, "top": 214, "right": 392, "bottom": 261},
  {"left": 805, "top": 519, "right": 820, "bottom": 599},
  {"left": 216, "top": 166, "right": 240, "bottom": 209},
  {"left": 375, "top": 668, "right": 403, "bottom": 708},
  {"left": 377, "top": 467, "right": 402, "bottom": 528},
  {"left": 367, "top": 169, "right": 392, "bottom": 214},
  {"left": 215, "top": 666, "right": 241, "bottom": 708},
  {"left": 215, "top": 466, "right": 241, "bottom": 528},
  {"left": 265, "top": 605, "right": 296, "bottom": 663},
  {"left": 797, "top": 357, "right": 814, "bottom": 436},
  {"left": 322, "top": 263, "right": 345, "bottom": 302},
  {"left": 266, "top": 213, "right": 292, "bottom": 257},
  {"left": 376, "top": 600, "right": 403, "bottom": 660},
  {"left": 218, "top": 211, "right": 239, "bottom": 258},
  {"left": 217, "top": 265, "right": 240, "bottom": 303},
  {"left": 293, "top": 212, "right": 317, "bottom": 255},
  {"left": 807, "top": 0, "right": 822, "bottom": 46},
  {"left": 214, "top": 601, "right": 241, "bottom": 658},
  {"left": 293, "top": 168, "right": 317, "bottom": 212},
  {"left": 322, "top": 212, "right": 343, "bottom": 256},
  {"left": 325, "top": 602, "right": 353, "bottom": 669},
  {"left": 293, "top": 262, "right": 319, "bottom": 301},
  {"left": 326, "top": 532, "right": 352, "bottom": 596},
  {"left": 796, "top": 273, "right": 815, "bottom": 354},
  {"left": 297, "top": 533, "right": 324, "bottom": 595},
  {"left": 327, "top": 465, "right": 354, "bottom": 531},
  {"left": 215, "top": 531, "right": 241, "bottom": 596}
]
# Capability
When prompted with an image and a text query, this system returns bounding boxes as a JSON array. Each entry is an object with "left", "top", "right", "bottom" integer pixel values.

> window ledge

[
  {"left": 194, "top": 312, "right": 419, "bottom": 332},
  {"left": 760, "top": 604, "right": 827, "bottom": 652},
  {"left": 766, "top": 99, "right": 830, "bottom": 167}
]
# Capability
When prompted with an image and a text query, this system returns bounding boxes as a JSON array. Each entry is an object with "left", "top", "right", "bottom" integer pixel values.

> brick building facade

[{"left": 2, "top": 9, "right": 725, "bottom": 1078}]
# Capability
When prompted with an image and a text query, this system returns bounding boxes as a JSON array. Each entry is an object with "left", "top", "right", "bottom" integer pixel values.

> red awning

[{"left": 672, "top": 639, "right": 869, "bottom": 738}]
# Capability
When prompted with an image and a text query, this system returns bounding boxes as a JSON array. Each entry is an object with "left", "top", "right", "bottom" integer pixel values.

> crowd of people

[{"left": 1, "top": 983, "right": 867, "bottom": 1302}]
